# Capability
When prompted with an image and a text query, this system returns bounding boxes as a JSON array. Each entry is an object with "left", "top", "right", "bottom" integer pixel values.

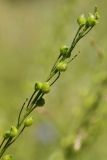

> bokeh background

[{"left": 0, "top": 0, "right": 107, "bottom": 160}]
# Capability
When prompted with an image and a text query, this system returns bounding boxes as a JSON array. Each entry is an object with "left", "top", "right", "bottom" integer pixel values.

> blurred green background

[{"left": 0, "top": 0, "right": 107, "bottom": 160}]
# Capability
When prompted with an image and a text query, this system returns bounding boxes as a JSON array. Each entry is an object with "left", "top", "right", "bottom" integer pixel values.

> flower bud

[
  {"left": 3, "top": 131, "right": 11, "bottom": 139},
  {"left": 41, "top": 82, "right": 50, "bottom": 94},
  {"left": 35, "top": 82, "right": 43, "bottom": 90},
  {"left": 77, "top": 14, "right": 86, "bottom": 26},
  {"left": 10, "top": 126, "right": 18, "bottom": 137},
  {"left": 3, "top": 155, "right": 12, "bottom": 160},
  {"left": 87, "top": 13, "right": 96, "bottom": 26},
  {"left": 56, "top": 61, "right": 67, "bottom": 72},
  {"left": 60, "top": 45, "right": 68, "bottom": 56},
  {"left": 24, "top": 117, "right": 33, "bottom": 127}
]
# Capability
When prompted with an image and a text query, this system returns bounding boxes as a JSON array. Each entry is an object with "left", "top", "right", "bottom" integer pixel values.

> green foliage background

[{"left": 0, "top": 0, "right": 107, "bottom": 159}]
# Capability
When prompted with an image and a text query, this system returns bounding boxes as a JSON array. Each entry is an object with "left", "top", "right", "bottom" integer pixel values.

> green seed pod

[
  {"left": 3, "top": 155, "right": 12, "bottom": 160},
  {"left": 41, "top": 82, "right": 50, "bottom": 93},
  {"left": 10, "top": 126, "right": 18, "bottom": 137},
  {"left": 3, "top": 130, "right": 11, "bottom": 139},
  {"left": 87, "top": 13, "right": 96, "bottom": 26},
  {"left": 35, "top": 82, "right": 43, "bottom": 90},
  {"left": 60, "top": 45, "right": 68, "bottom": 56},
  {"left": 24, "top": 117, "right": 33, "bottom": 127},
  {"left": 77, "top": 14, "right": 86, "bottom": 26},
  {"left": 56, "top": 61, "right": 67, "bottom": 72}
]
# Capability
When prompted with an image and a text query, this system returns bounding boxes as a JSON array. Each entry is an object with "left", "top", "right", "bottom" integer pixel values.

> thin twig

[
  {"left": 50, "top": 72, "right": 61, "bottom": 86},
  {"left": 17, "top": 98, "right": 28, "bottom": 128}
]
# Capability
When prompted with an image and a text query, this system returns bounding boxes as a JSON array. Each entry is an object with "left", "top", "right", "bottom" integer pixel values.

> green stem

[
  {"left": 17, "top": 98, "right": 28, "bottom": 128},
  {"left": 0, "top": 138, "right": 12, "bottom": 158},
  {"left": 67, "top": 26, "right": 82, "bottom": 58},
  {"left": 0, "top": 138, "right": 5, "bottom": 149}
]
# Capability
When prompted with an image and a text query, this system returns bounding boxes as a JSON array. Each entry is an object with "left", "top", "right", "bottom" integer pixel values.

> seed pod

[
  {"left": 35, "top": 82, "right": 43, "bottom": 91},
  {"left": 36, "top": 97, "right": 45, "bottom": 107},
  {"left": 87, "top": 13, "right": 96, "bottom": 26},
  {"left": 56, "top": 61, "right": 67, "bottom": 72},
  {"left": 24, "top": 117, "right": 33, "bottom": 127},
  {"left": 60, "top": 45, "right": 68, "bottom": 57},
  {"left": 41, "top": 82, "right": 50, "bottom": 94},
  {"left": 10, "top": 126, "right": 18, "bottom": 137},
  {"left": 3, "top": 130, "right": 11, "bottom": 139},
  {"left": 3, "top": 155, "right": 12, "bottom": 160},
  {"left": 77, "top": 14, "right": 86, "bottom": 26}
]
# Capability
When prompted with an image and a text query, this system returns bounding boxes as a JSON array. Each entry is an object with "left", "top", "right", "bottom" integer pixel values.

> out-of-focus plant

[
  {"left": 0, "top": 7, "right": 99, "bottom": 160},
  {"left": 57, "top": 71, "right": 107, "bottom": 160},
  {"left": 49, "top": 71, "right": 107, "bottom": 160}
]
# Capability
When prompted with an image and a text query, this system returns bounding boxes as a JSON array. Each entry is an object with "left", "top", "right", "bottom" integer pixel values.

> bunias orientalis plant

[{"left": 0, "top": 7, "right": 99, "bottom": 160}]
